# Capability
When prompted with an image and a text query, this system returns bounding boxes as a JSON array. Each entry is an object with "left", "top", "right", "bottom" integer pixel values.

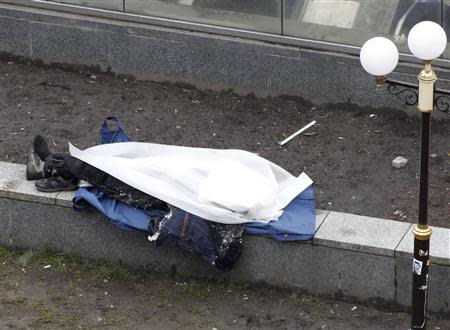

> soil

[
  {"left": 1, "top": 247, "right": 449, "bottom": 329},
  {"left": 0, "top": 58, "right": 449, "bottom": 228}
]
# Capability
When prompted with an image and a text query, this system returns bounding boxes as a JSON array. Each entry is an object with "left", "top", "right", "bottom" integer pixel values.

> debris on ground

[
  {"left": 279, "top": 120, "right": 316, "bottom": 146},
  {"left": 392, "top": 156, "right": 408, "bottom": 169}
]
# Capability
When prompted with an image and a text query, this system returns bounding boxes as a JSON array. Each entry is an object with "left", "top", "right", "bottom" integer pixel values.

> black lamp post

[{"left": 359, "top": 21, "right": 448, "bottom": 329}]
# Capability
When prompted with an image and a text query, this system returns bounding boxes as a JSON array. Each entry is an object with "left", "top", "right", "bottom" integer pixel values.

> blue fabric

[
  {"left": 73, "top": 187, "right": 166, "bottom": 232},
  {"left": 73, "top": 184, "right": 315, "bottom": 240},
  {"left": 74, "top": 116, "right": 315, "bottom": 241},
  {"left": 244, "top": 185, "right": 315, "bottom": 241},
  {"left": 156, "top": 209, "right": 217, "bottom": 264},
  {"left": 100, "top": 116, "right": 132, "bottom": 144}
]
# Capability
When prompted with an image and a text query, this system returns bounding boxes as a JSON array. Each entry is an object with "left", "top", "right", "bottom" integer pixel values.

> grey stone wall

[
  {"left": 1, "top": 161, "right": 449, "bottom": 313},
  {"left": 1, "top": 3, "right": 449, "bottom": 109}
]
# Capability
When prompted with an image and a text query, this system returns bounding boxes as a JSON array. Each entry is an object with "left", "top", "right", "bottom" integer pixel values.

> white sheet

[{"left": 70, "top": 142, "right": 313, "bottom": 224}]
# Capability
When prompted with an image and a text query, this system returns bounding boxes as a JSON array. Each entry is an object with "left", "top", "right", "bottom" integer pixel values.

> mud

[
  {"left": 0, "top": 59, "right": 448, "bottom": 227},
  {"left": 1, "top": 247, "right": 449, "bottom": 329}
]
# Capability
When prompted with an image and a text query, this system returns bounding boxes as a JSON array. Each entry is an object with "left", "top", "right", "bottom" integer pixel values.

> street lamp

[{"left": 359, "top": 21, "right": 448, "bottom": 330}]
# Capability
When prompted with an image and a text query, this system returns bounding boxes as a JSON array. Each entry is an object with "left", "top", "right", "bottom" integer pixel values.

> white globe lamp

[
  {"left": 408, "top": 21, "right": 447, "bottom": 60},
  {"left": 360, "top": 37, "right": 399, "bottom": 77}
]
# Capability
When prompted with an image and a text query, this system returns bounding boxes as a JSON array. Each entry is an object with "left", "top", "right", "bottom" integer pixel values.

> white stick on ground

[{"left": 279, "top": 120, "right": 316, "bottom": 146}]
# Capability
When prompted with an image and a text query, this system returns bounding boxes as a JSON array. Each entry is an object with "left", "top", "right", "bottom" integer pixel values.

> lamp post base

[{"left": 411, "top": 225, "right": 432, "bottom": 329}]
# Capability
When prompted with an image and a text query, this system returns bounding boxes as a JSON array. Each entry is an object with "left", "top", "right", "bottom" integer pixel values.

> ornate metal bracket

[
  {"left": 384, "top": 78, "right": 450, "bottom": 114},
  {"left": 435, "top": 94, "right": 450, "bottom": 113}
]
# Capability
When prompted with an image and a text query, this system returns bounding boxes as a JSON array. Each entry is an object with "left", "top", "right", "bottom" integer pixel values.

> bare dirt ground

[
  {"left": 1, "top": 246, "right": 449, "bottom": 329},
  {"left": 0, "top": 58, "right": 449, "bottom": 228}
]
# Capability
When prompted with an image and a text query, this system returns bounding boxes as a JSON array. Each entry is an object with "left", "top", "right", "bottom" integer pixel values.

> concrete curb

[{"left": 1, "top": 161, "right": 449, "bottom": 313}]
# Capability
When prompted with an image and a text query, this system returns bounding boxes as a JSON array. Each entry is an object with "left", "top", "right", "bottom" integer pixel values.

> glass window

[
  {"left": 124, "top": 0, "right": 282, "bottom": 34},
  {"left": 283, "top": 0, "right": 441, "bottom": 54},
  {"left": 39, "top": 0, "right": 449, "bottom": 60},
  {"left": 45, "top": 0, "right": 124, "bottom": 12}
]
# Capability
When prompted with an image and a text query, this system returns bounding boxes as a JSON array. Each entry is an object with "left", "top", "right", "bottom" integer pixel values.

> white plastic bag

[{"left": 198, "top": 160, "right": 279, "bottom": 219}]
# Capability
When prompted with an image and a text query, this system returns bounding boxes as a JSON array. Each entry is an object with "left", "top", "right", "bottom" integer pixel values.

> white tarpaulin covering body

[{"left": 70, "top": 142, "right": 313, "bottom": 224}]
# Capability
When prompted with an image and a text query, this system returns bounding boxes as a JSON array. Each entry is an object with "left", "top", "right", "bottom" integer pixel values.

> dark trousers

[{"left": 45, "top": 153, "right": 168, "bottom": 211}]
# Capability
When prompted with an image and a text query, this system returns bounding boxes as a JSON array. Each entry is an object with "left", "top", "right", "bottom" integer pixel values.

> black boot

[
  {"left": 35, "top": 175, "right": 79, "bottom": 192},
  {"left": 34, "top": 153, "right": 79, "bottom": 192}
]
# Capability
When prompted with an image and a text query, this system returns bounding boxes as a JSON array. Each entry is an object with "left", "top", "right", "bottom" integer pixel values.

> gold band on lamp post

[
  {"left": 375, "top": 76, "right": 386, "bottom": 88},
  {"left": 417, "top": 61, "right": 436, "bottom": 113},
  {"left": 412, "top": 224, "right": 432, "bottom": 241}
]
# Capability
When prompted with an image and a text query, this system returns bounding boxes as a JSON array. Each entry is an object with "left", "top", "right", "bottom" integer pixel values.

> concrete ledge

[
  {"left": 314, "top": 211, "right": 412, "bottom": 257},
  {"left": 1, "top": 161, "right": 449, "bottom": 313}
]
